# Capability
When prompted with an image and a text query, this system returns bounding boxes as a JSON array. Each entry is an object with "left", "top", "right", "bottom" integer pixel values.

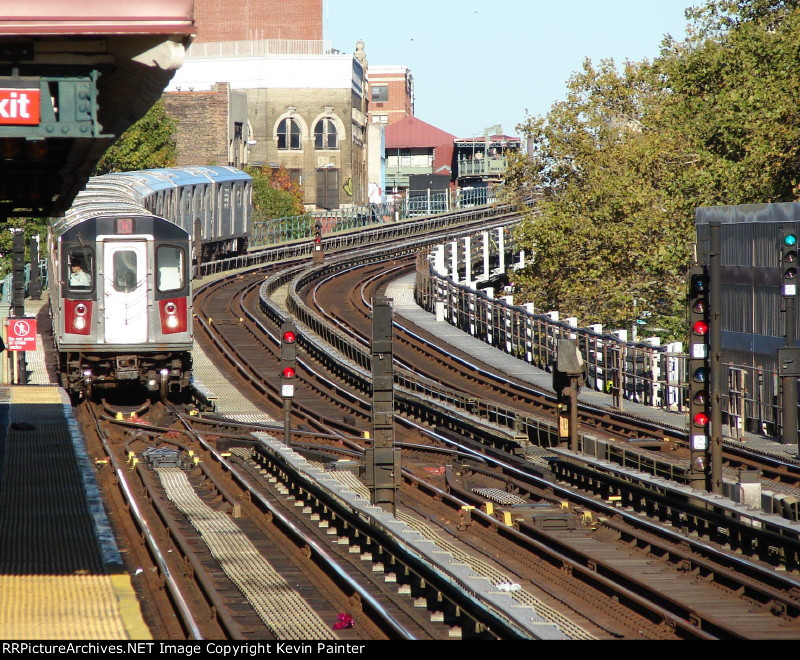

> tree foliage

[
  {"left": 247, "top": 166, "right": 304, "bottom": 220},
  {"left": 94, "top": 99, "right": 177, "bottom": 174},
  {"left": 0, "top": 217, "right": 48, "bottom": 278},
  {"left": 510, "top": 0, "right": 800, "bottom": 339}
]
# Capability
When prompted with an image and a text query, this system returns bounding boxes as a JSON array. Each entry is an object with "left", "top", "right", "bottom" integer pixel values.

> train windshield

[
  {"left": 66, "top": 248, "right": 93, "bottom": 290},
  {"left": 156, "top": 245, "right": 185, "bottom": 292}
]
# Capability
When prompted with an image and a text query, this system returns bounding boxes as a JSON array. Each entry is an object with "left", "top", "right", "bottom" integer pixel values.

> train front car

[{"left": 51, "top": 213, "right": 192, "bottom": 399}]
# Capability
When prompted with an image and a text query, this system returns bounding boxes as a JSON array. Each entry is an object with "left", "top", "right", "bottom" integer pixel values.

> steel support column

[{"left": 366, "top": 296, "right": 400, "bottom": 514}]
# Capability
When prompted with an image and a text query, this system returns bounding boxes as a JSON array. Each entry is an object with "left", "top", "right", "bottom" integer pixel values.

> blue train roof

[
  {"left": 54, "top": 166, "right": 251, "bottom": 236},
  {"left": 108, "top": 166, "right": 251, "bottom": 192}
]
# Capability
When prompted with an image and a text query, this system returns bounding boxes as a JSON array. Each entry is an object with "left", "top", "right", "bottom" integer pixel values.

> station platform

[
  {"left": 385, "top": 273, "right": 800, "bottom": 463},
  {"left": 0, "top": 296, "right": 149, "bottom": 638},
  {"left": 0, "top": 385, "right": 149, "bottom": 639}
]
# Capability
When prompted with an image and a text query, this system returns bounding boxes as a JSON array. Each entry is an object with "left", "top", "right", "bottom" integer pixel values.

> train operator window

[
  {"left": 156, "top": 246, "right": 185, "bottom": 292},
  {"left": 112, "top": 251, "right": 138, "bottom": 292},
  {"left": 66, "top": 249, "right": 93, "bottom": 289}
]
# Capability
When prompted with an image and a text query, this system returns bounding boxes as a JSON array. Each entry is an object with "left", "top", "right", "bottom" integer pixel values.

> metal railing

[
  {"left": 187, "top": 39, "right": 331, "bottom": 58},
  {"left": 415, "top": 244, "right": 794, "bottom": 436},
  {"left": 457, "top": 157, "right": 509, "bottom": 177},
  {"left": 249, "top": 186, "right": 502, "bottom": 249},
  {"left": 415, "top": 250, "right": 686, "bottom": 412}
]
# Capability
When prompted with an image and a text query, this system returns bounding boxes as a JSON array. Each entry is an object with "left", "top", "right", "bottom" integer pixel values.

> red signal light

[
  {"left": 692, "top": 321, "right": 709, "bottom": 336},
  {"left": 282, "top": 330, "right": 296, "bottom": 343},
  {"left": 693, "top": 412, "right": 709, "bottom": 427},
  {"left": 282, "top": 366, "right": 296, "bottom": 379}
]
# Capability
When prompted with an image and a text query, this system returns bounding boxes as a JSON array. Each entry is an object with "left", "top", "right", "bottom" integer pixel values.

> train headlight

[
  {"left": 159, "top": 298, "right": 186, "bottom": 334},
  {"left": 67, "top": 300, "right": 92, "bottom": 335}
]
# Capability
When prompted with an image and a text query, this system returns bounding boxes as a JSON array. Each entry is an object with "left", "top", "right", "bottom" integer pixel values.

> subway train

[{"left": 49, "top": 167, "right": 252, "bottom": 399}]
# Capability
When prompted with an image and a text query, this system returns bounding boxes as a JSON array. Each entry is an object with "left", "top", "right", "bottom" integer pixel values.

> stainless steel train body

[
  {"left": 50, "top": 211, "right": 193, "bottom": 398},
  {"left": 50, "top": 166, "right": 251, "bottom": 399},
  {"left": 90, "top": 166, "right": 252, "bottom": 262}
]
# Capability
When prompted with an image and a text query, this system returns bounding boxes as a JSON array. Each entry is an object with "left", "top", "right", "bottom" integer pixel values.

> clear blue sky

[{"left": 325, "top": 0, "right": 694, "bottom": 138}]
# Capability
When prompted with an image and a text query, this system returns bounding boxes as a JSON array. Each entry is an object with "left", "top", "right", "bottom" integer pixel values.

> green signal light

[{"left": 785, "top": 233, "right": 798, "bottom": 247}]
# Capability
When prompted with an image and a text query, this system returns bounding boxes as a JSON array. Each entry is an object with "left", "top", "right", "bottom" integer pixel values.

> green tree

[
  {"left": 512, "top": 58, "right": 695, "bottom": 337},
  {"left": 510, "top": 0, "right": 800, "bottom": 339},
  {"left": 94, "top": 99, "right": 177, "bottom": 174},
  {"left": 657, "top": 1, "right": 800, "bottom": 205},
  {"left": 247, "top": 166, "right": 304, "bottom": 220}
]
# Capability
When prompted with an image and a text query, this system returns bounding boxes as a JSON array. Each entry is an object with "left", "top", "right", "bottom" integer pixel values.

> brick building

[
  {"left": 368, "top": 65, "right": 414, "bottom": 126},
  {"left": 193, "top": 0, "right": 322, "bottom": 43},
  {"left": 164, "top": 83, "right": 249, "bottom": 168}
]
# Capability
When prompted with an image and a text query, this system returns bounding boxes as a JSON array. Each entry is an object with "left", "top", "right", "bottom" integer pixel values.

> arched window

[
  {"left": 277, "top": 118, "right": 302, "bottom": 150},
  {"left": 314, "top": 118, "right": 338, "bottom": 150}
]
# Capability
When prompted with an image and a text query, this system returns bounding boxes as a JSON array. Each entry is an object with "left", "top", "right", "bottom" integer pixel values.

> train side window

[
  {"left": 66, "top": 248, "right": 94, "bottom": 290},
  {"left": 112, "top": 250, "right": 138, "bottom": 292},
  {"left": 157, "top": 245, "right": 184, "bottom": 292}
]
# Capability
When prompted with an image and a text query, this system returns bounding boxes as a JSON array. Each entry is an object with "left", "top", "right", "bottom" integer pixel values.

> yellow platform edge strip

[
  {"left": 10, "top": 385, "right": 63, "bottom": 405},
  {"left": 110, "top": 574, "right": 152, "bottom": 640}
]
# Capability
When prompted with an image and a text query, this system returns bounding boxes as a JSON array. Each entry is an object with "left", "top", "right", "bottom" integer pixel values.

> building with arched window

[
  {"left": 314, "top": 117, "right": 339, "bottom": 150},
  {"left": 277, "top": 117, "right": 303, "bottom": 150},
  {"left": 165, "top": 42, "right": 368, "bottom": 209}
]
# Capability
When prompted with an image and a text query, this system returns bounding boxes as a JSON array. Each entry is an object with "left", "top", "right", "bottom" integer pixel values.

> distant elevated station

[
  {"left": 455, "top": 133, "right": 520, "bottom": 188},
  {"left": 0, "top": 1, "right": 194, "bottom": 219}
]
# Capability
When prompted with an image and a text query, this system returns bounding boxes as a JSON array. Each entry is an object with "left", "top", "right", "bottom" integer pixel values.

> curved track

[{"left": 186, "top": 248, "right": 800, "bottom": 638}]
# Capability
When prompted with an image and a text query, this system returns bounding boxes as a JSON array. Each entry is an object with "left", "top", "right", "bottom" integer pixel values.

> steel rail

[
  {"left": 85, "top": 404, "right": 204, "bottom": 640},
  {"left": 163, "top": 405, "right": 418, "bottom": 641}
]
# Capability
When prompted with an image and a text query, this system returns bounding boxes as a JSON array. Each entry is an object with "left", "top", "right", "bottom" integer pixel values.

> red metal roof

[{"left": 386, "top": 116, "right": 455, "bottom": 149}]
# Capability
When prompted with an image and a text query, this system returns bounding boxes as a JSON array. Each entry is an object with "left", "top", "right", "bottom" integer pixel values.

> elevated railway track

[
  {"left": 21, "top": 198, "right": 800, "bottom": 638},
  {"left": 180, "top": 216, "right": 800, "bottom": 637}
]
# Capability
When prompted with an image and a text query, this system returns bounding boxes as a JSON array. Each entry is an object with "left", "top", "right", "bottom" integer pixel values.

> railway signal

[
  {"left": 365, "top": 296, "right": 400, "bottom": 515},
  {"left": 780, "top": 224, "right": 799, "bottom": 446},
  {"left": 313, "top": 219, "right": 324, "bottom": 264},
  {"left": 687, "top": 265, "right": 710, "bottom": 486},
  {"left": 781, "top": 226, "right": 798, "bottom": 298},
  {"left": 280, "top": 322, "right": 297, "bottom": 397},
  {"left": 553, "top": 339, "right": 585, "bottom": 451},
  {"left": 280, "top": 321, "right": 297, "bottom": 443}
]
